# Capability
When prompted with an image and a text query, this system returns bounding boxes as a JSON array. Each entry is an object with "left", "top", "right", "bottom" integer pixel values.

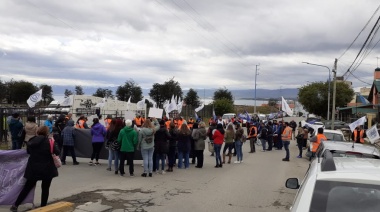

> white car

[
  {"left": 315, "top": 140, "right": 380, "bottom": 159},
  {"left": 222, "top": 113, "right": 236, "bottom": 125},
  {"left": 286, "top": 152, "right": 380, "bottom": 211},
  {"left": 323, "top": 129, "right": 346, "bottom": 142}
]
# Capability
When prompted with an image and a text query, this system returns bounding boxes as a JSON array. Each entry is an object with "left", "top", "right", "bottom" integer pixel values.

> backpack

[{"left": 144, "top": 131, "right": 154, "bottom": 144}]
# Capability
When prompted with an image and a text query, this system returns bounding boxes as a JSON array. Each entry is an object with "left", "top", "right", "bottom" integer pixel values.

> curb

[{"left": 29, "top": 202, "right": 74, "bottom": 212}]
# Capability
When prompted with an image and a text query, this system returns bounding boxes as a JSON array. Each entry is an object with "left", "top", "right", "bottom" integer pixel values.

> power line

[{"left": 338, "top": 4, "right": 380, "bottom": 60}]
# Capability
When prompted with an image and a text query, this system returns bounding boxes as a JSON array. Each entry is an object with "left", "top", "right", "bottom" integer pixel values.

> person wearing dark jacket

[
  {"left": 167, "top": 122, "right": 179, "bottom": 172},
  {"left": 259, "top": 122, "right": 268, "bottom": 152},
  {"left": 10, "top": 126, "right": 60, "bottom": 212},
  {"left": 154, "top": 120, "right": 171, "bottom": 174},
  {"left": 177, "top": 123, "right": 192, "bottom": 169},
  {"left": 61, "top": 120, "right": 79, "bottom": 165},
  {"left": 9, "top": 113, "right": 24, "bottom": 150}
]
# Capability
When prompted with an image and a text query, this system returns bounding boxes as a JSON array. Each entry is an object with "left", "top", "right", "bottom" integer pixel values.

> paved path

[{"left": 2, "top": 117, "right": 310, "bottom": 212}]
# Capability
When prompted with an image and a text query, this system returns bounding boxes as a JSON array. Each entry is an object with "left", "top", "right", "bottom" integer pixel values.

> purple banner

[{"left": 0, "top": 150, "right": 35, "bottom": 206}]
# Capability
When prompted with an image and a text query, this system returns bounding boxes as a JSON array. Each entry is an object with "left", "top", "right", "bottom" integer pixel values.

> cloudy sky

[{"left": 1, "top": 0, "right": 380, "bottom": 94}]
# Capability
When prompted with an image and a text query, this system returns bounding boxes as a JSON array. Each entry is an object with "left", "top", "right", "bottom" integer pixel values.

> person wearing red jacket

[{"left": 212, "top": 123, "right": 225, "bottom": 168}]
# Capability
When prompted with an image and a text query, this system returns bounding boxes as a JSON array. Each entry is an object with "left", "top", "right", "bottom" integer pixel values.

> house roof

[{"left": 367, "top": 80, "right": 380, "bottom": 102}]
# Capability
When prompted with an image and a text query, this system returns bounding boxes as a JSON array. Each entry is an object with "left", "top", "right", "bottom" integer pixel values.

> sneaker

[
  {"left": 261, "top": 150, "right": 266, "bottom": 152},
  {"left": 240, "top": 160, "right": 243, "bottom": 163},
  {"left": 148, "top": 173, "right": 153, "bottom": 177},
  {"left": 282, "top": 158, "right": 290, "bottom": 161},
  {"left": 297, "top": 155, "right": 302, "bottom": 158},
  {"left": 130, "top": 174, "right": 134, "bottom": 177},
  {"left": 95, "top": 162, "right": 100, "bottom": 166},
  {"left": 234, "top": 161, "right": 240, "bottom": 164},
  {"left": 161, "top": 170, "right": 166, "bottom": 175},
  {"left": 141, "top": 173, "right": 147, "bottom": 177},
  {"left": 73, "top": 162, "right": 79, "bottom": 165},
  {"left": 106, "top": 168, "right": 111, "bottom": 171},
  {"left": 88, "top": 161, "right": 93, "bottom": 166},
  {"left": 10, "top": 205, "right": 18, "bottom": 212}
]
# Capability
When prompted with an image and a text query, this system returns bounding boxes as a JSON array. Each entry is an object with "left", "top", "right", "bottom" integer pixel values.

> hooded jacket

[
  {"left": 154, "top": 125, "right": 171, "bottom": 154},
  {"left": 91, "top": 123, "right": 106, "bottom": 143},
  {"left": 192, "top": 127, "right": 207, "bottom": 150},
  {"left": 24, "top": 121, "right": 38, "bottom": 142},
  {"left": 24, "top": 135, "right": 60, "bottom": 181},
  {"left": 138, "top": 120, "right": 159, "bottom": 150},
  {"left": 9, "top": 118, "right": 23, "bottom": 140},
  {"left": 118, "top": 126, "right": 138, "bottom": 152}
]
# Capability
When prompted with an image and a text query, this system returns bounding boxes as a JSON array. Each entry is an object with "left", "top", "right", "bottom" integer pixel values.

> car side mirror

[{"left": 286, "top": 178, "right": 300, "bottom": 189}]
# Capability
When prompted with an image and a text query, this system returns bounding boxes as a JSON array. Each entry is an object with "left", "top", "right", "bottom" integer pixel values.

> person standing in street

[
  {"left": 296, "top": 123, "right": 305, "bottom": 158},
  {"left": 167, "top": 121, "right": 178, "bottom": 172},
  {"left": 44, "top": 115, "right": 54, "bottom": 134},
  {"left": 154, "top": 120, "right": 171, "bottom": 174},
  {"left": 212, "top": 123, "right": 225, "bottom": 168},
  {"left": 106, "top": 119, "right": 123, "bottom": 174},
  {"left": 192, "top": 122, "right": 207, "bottom": 168},
  {"left": 222, "top": 124, "right": 235, "bottom": 164},
  {"left": 266, "top": 121, "right": 273, "bottom": 151},
  {"left": 351, "top": 125, "right": 366, "bottom": 144},
  {"left": 24, "top": 116, "right": 38, "bottom": 145},
  {"left": 259, "top": 122, "right": 268, "bottom": 152},
  {"left": 282, "top": 122, "right": 292, "bottom": 161},
  {"left": 177, "top": 123, "right": 192, "bottom": 169},
  {"left": 309, "top": 127, "right": 327, "bottom": 160},
  {"left": 118, "top": 119, "right": 138, "bottom": 177},
  {"left": 276, "top": 121, "right": 284, "bottom": 150},
  {"left": 9, "top": 113, "right": 24, "bottom": 150},
  {"left": 234, "top": 123, "right": 244, "bottom": 163},
  {"left": 10, "top": 126, "right": 60, "bottom": 212},
  {"left": 289, "top": 120, "right": 297, "bottom": 140},
  {"left": 247, "top": 123, "right": 257, "bottom": 153},
  {"left": 139, "top": 118, "right": 159, "bottom": 177},
  {"left": 61, "top": 120, "right": 79, "bottom": 165},
  {"left": 89, "top": 118, "right": 106, "bottom": 166}
]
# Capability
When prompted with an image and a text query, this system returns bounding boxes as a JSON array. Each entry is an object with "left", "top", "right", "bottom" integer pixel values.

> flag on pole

[
  {"left": 60, "top": 95, "right": 73, "bottom": 106},
  {"left": 136, "top": 99, "right": 145, "bottom": 110},
  {"left": 177, "top": 101, "right": 183, "bottom": 114},
  {"left": 126, "top": 96, "right": 131, "bottom": 110},
  {"left": 245, "top": 111, "right": 251, "bottom": 122},
  {"left": 195, "top": 111, "right": 199, "bottom": 120},
  {"left": 281, "top": 96, "right": 293, "bottom": 116},
  {"left": 366, "top": 124, "right": 379, "bottom": 144},
  {"left": 349, "top": 116, "right": 367, "bottom": 132},
  {"left": 195, "top": 103, "right": 205, "bottom": 112},
  {"left": 27, "top": 89, "right": 43, "bottom": 108},
  {"left": 212, "top": 108, "right": 216, "bottom": 121}
]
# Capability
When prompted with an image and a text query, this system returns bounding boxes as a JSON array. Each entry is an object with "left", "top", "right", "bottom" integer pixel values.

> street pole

[
  {"left": 302, "top": 62, "right": 331, "bottom": 120},
  {"left": 331, "top": 59, "right": 338, "bottom": 130},
  {"left": 254, "top": 64, "right": 259, "bottom": 114}
]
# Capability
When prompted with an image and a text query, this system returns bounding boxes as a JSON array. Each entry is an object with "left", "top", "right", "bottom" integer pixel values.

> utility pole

[
  {"left": 331, "top": 58, "right": 338, "bottom": 130},
  {"left": 254, "top": 64, "right": 259, "bottom": 114}
]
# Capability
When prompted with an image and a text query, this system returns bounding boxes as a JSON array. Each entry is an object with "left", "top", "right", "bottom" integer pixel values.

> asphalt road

[{"left": 2, "top": 117, "right": 309, "bottom": 212}]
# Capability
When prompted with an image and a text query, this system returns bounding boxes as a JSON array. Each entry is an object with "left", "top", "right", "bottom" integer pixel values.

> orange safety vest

[
  {"left": 135, "top": 117, "right": 142, "bottom": 126},
  {"left": 177, "top": 119, "right": 184, "bottom": 129},
  {"left": 282, "top": 126, "right": 292, "bottom": 141},
  {"left": 105, "top": 118, "right": 112, "bottom": 130},
  {"left": 76, "top": 120, "right": 85, "bottom": 129},
  {"left": 312, "top": 133, "right": 327, "bottom": 152},
  {"left": 353, "top": 130, "right": 365, "bottom": 143},
  {"left": 248, "top": 126, "right": 257, "bottom": 138},
  {"left": 141, "top": 117, "right": 145, "bottom": 124}
]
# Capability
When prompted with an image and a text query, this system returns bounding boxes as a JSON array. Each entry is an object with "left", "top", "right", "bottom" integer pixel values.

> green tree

[
  {"left": 75, "top": 85, "right": 84, "bottom": 95},
  {"left": 116, "top": 79, "right": 143, "bottom": 102},
  {"left": 184, "top": 88, "right": 201, "bottom": 107},
  {"left": 213, "top": 87, "right": 234, "bottom": 104},
  {"left": 298, "top": 81, "right": 354, "bottom": 118},
  {"left": 5, "top": 80, "right": 38, "bottom": 104},
  {"left": 149, "top": 78, "right": 183, "bottom": 108},
  {"left": 39, "top": 84, "right": 54, "bottom": 106},
  {"left": 64, "top": 89, "right": 73, "bottom": 97},
  {"left": 0, "top": 79, "right": 6, "bottom": 103},
  {"left": 93, "top": 88, "right": 114, "bottom": 99},
  {"left": 213, "top": 99, "right": 234, "bottom": 116}
]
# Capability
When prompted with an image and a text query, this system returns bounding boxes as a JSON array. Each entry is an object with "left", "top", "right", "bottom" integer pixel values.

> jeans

[
  {"left": 284, "top": 140, "right": 290, "bottom": 159},
  {"left": 15, "top": 178, "right": 52, "bottom": 207},
  {"left": 141, "top": 148, "right": 154, "bottom": 173},
  {"left": 178, "top": 151, "right": 189, "bottom": 169},
  {"left": 260, "top": 139, "right": 267, "bottom": 150},
  {"left": 235, "top": 140, "right": 243, "bottom": 161},
  {"left": 108, "top": 149, "right": 119, "bottom": 171},
  {"left": 12, "top": 139, "right": 21, "bottom": 150},
  {"left": 214, "top": 144, "right": 222, "bottom": 165},
  {"left": 155, "top": 153, "right": 166, "bottom": 171},
  {"left": 277, "top": 139, "right": 283, "bottom": 149},
  {"left": 168, "top": 146, "right": 176, "bottom": 168},
  {"left": 61, "top": 145, "right": 78, "bottom": 163},
  {"left": 267, "top": 136, "right": 273, "bottom": 150}
]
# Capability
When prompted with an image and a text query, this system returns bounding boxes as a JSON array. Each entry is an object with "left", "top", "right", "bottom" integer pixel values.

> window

[{"left": 310, "top": 181, "right": 380, "bottom": 212}]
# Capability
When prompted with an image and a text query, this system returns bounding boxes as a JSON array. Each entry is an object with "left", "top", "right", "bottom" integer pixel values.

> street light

[{"left": 302, "top": 62, "right": 332, "bottom": 120}]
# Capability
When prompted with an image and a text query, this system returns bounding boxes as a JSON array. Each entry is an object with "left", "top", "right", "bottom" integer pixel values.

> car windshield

[
  {"left": 324, "top": 132, "right": 345, "bottom": 141},
  {"left": 310, "top": 180, "right": 380, "bottom": 212},
  {"left": 330, "top": 150, "right": 380, "bottom": 159}
]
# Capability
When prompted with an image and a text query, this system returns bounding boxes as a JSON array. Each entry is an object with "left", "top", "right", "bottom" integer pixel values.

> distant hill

[{"left": 52, "top": 86, "right": 298, "bottom": 101}]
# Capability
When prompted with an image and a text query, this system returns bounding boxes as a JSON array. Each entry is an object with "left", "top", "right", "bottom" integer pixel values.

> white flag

[
  {"left": 126, "top": 96, "right": 131, "bottom": 110},
  {"left": 60, "top": 95, "right": 73, "bottom": 106},
  {"left": 281, "top": 97, "right": 293, "bottom": 116},
  {"left": 366, "top": 124, "right": 379, "bottom": 144},
  {"left": 166, "top": 100, "right": 177, "bottom": 113},
  {"left": 195, "top": 103, "right": 205, "bottom": 112},
  {"left": 27, "top": 89, "right": 43, "bottom": 108},
  {"left": 137, "top": 99, "right": 145, "bottom": 110},
  {"left": 349, "top": 116, "right": 367, "bottom": 132},
  {"left": 177, "top": 101, "right": 183, "bottom": 114}
]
